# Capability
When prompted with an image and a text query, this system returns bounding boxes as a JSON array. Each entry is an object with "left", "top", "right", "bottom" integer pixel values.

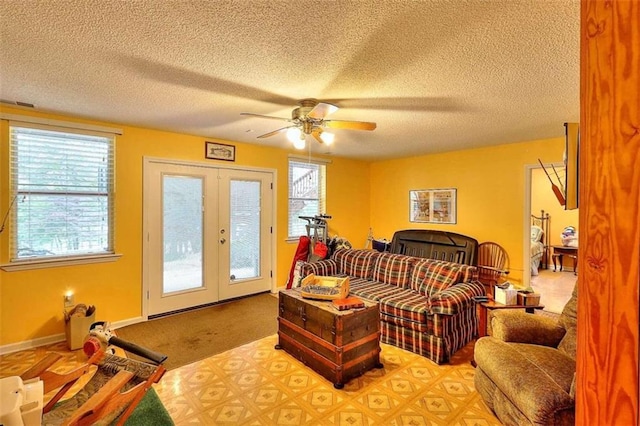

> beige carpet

[
  {"left": 115, "top": 292, "right": 278, "bottom": 370},
  {"left": 530, "top": 268, "right": 576, "bottom": 314},
  {"left": 155, "top": 334, "right": 501, "bottom": 425}
]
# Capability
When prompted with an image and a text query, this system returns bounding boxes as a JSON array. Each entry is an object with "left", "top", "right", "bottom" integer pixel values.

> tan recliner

[{"left": 474, "top": 284, "right": 577, "bottom": 425}]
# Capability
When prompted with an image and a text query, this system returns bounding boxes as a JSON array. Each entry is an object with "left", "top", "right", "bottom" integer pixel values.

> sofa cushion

[
  {"left": 332, "top": 249, "right": 381, "bottom": 279},
  {"left": 349, "top": 277, "right": 405, "bottom": 301},
  {"left": 300, "top": 258, "right": 337, "bottom": 277},
  {"left": 379, "top": 289, "right": 428, "bottom": 326},
  {"left": 457, "top": 264, "right": 479, "bottom": 283},
  {"left": 411, "top": 261, "right": 462, "bottom": 296},
  {"left": 381, "top": 300, "right": 478, "bottom": 340},
  {"left": 380, "top": 322, "right": 450, "bottom": 364},
  {"left": 371, "top": 253, "right": 415, "bottom": 288},
  {"left": 380, "top": 312, "right": 429, "bottom": 333},
  {"left": 427, "top": 281, "right": 485, "bottom": 315},
  {"left": 409, "top": 259, "right": 439, "bottom": 292}
]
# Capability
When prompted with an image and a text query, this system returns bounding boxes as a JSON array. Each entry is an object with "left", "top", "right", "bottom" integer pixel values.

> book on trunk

[{"left": 332, "top": 296, "right": 365, "bottom": 311}]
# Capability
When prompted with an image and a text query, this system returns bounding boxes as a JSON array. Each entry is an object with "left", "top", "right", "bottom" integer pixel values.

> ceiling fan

[{"left": 241, "top": 99, "right": 376, "bottom": 149}]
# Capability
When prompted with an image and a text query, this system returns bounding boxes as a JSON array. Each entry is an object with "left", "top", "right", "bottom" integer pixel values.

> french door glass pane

[
  {"left": 230, "top": 180, "right": 260, "bottom": 280},
  {"left": 163, "top": 175, "right": 203, "bottom": 294}
]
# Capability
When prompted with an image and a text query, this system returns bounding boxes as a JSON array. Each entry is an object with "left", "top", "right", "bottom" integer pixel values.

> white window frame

[
  {"left": 287, "top": 156, "right": 328, "bottom": 241},
  {"left": 1, "top": 118, "right": 122, "bottom": 271}
]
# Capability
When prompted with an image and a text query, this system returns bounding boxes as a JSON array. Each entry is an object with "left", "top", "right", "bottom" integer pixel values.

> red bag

[
  {"left": 311, "top": 241, "right": 328, "bottom": 260},
  {"left": 286, "top": 236, "right": 310, "bottom": 289}
]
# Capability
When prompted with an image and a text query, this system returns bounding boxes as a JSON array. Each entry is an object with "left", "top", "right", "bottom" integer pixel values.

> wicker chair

[{"left": 477, "top": 242, "right": 510, "bottom": 295}]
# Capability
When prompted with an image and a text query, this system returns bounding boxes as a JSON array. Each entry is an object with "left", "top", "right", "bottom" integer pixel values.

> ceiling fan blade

[
  {"left": 307, "top": 102, "right": 339, "bottom": 119},
  {"left": 323, "top": 120, "right": 377, "bottom": 131},
  {"left": 240, "top": 112, "right": 292, "bottom": 122},
  {"left": 311, "top": 129, "right": 324, "bottom": 144},
  {"left": 257, "top": 126, "right": 294, "bottom": 138}
]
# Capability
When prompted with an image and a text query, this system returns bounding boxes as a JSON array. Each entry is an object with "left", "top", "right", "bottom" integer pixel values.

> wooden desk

[
  {"left": 552, "top": 245, "right": 578, "bottom": 274},
  {"left": 476, "top": 299, "right": 545, "bottom": 338}
]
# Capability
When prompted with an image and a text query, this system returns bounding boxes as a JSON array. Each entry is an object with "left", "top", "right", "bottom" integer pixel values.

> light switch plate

[{"left": 64, "top": 294, "right": 75, "bottom": 308}]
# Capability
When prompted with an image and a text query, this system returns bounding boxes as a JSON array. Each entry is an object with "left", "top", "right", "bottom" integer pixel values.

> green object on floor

[
  {"left": 122, "top": 388, "right": 173, "bottom": 425},
  {"left": 115, "top": 388, "right": 174, "bottom": 426}
]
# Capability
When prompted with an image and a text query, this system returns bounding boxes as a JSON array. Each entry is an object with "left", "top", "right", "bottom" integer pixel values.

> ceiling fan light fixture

[
  {"left": 286, "top": 127, "right": 302, "bottom": 143},
  {"left": 288, "top": 128, "right": 306, "bottom": 149},
  {"left": 319, "top": 131, "right": 335, "bottom": 145},
  {"left": 292, "top": 137, "right": 306, "bottom": 150}
]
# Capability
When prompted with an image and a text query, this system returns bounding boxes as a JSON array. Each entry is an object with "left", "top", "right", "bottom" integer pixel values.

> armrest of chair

[
  {"left": 477, "top": 265, "right": 509, "bottom": 274},
  {"left": 20, "top": 353, "right": 63, "bottom": 381},
  {"left": 20, "top": 352, "right": 95, "bottom": 395},
  {"left": 300, "top": 259, "right": 338, "bottom": 277},
  {"left": 491, "top": 310, "right": 566, "bottom": 347},
  {"left": 427, "top": 281, "right": 485, "bottom": 315}
]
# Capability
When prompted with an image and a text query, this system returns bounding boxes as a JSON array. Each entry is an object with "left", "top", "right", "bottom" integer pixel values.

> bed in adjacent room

[{"left": 530, "top": 211, "right": 550, "bottom": 275}]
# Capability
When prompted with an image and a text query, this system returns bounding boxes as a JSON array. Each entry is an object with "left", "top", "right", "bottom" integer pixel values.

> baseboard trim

[
  {"left": 0, "top": 316, "right": 145, "bottom": 356},
  {"left": 112, "top": 316, "right": 146, "bottom": 330},
  {"left": 0, "top": 333, "right": 66, "bottom": 356}
]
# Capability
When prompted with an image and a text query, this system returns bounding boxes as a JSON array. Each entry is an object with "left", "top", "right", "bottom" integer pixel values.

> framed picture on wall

[
  {"left": 205, "top": 141, "right": 235, "bottom": 161},
  {"left": 410, "top": 188, "right": 457, "bottom": 224}
]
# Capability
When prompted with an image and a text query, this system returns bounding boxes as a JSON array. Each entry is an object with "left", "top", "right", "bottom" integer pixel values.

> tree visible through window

[
  {"left": 9, "top": 125, "right": 115, "bottom": 261},
  {"left": 288, "top": 159, "right": 326, "bottom": 239}
]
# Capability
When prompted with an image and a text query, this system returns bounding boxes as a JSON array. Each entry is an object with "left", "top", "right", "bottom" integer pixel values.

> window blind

[
  {"left": 9, "top": 124, "right": 115, "bottom": 261},
  {"left": 288, "top": 159, "right": 326, "bottom": 239}
]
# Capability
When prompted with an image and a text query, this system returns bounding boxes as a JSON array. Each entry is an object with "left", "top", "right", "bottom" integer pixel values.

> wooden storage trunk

[{"left": 276, "top": 289, "right": 382, "bottom": 389}]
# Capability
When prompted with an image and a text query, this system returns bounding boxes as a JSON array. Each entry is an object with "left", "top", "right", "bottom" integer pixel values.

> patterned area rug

[{"left": 155, "top": 334, "right": 501, "bottom": 425}]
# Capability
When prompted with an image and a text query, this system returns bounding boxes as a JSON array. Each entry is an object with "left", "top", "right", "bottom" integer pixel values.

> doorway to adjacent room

[{"left": 525, "top": 163, "right": 577, "bottom": 313}]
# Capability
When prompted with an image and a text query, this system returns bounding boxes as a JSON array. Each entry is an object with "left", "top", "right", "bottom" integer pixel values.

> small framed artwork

[
  {"left": 205, "top": 142, "right": 235, "bottom": 161},
  {"left": 410, "top": 188, "right": 457, "bottom": 224}
]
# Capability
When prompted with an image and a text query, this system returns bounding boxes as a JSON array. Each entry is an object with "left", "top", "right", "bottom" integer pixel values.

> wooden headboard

[{"left": 389, "top": 229, "right": 478, "bottom": 266}]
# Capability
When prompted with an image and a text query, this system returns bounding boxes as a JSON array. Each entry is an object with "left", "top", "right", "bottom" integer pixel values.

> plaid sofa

[{"left": 300, "top": 248, "right": 485, "bottom": 364}]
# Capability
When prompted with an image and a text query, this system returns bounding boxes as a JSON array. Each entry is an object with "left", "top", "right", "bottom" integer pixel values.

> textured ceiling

[{"left": 0, "top": 0, "right": 580, "bottom": 160}]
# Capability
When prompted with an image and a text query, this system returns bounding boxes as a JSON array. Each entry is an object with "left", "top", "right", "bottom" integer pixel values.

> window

[
  {"left": 288, "top": 159, "right": 326, "bottom": 239},
  {"left": 8, "top": 124, "right": 115, "bottom": 262}
]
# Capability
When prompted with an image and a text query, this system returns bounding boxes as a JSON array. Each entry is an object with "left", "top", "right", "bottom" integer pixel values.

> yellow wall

[
  {"left": 369, "top": 138, "right": 566, "bottom": 284},
  {"left": 0, "top": 104, "right": 569, "bottom": 347},
  {"left": 0, "top": 106, "right": 371, "bottom": 346}
]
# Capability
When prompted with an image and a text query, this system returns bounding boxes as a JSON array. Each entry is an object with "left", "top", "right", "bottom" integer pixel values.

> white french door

[
  {"left": 218, "top": 168, "right": 273, "bottom": 300},
  {"left": 143, "top": 159, "right": 274, "bottom": 316}
]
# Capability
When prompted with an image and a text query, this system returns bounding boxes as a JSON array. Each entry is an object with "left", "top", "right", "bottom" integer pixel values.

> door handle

[{"left": 220, "top": 238, "right": 226, "bottom": 244}]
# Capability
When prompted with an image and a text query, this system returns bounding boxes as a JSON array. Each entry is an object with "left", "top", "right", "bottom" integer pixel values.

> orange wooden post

[{"left": 578, "top": 1, "right": 640, "bottom": 424}]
